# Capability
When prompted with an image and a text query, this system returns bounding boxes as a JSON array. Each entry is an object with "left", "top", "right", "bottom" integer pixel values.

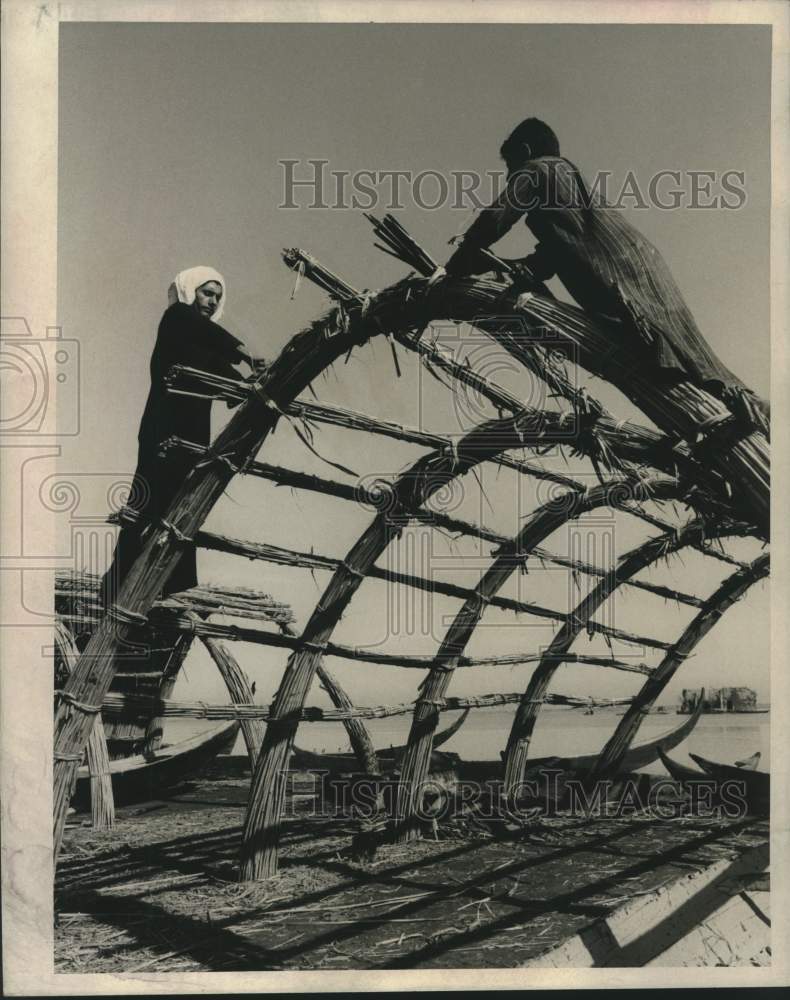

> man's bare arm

[{"left": 445, "top": 170, "right": 542, "bottom": 275}]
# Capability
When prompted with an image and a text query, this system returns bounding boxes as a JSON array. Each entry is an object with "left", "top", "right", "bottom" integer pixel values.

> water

[{"left": 164, "top": 706, "right": 770, "bottom": 772}]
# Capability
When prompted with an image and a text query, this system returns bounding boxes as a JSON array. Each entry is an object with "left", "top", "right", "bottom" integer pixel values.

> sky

[{"left": 56, "top": 22, "right": 771, "bottom": 728}]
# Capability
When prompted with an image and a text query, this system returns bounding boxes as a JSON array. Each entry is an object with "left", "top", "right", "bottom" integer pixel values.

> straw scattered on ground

[{"left": 55, "top": 771, "right": 768, "bottom": 972}]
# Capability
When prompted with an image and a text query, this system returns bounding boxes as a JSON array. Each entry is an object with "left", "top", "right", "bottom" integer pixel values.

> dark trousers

[{"left": 99, "top": 453, "right": 198, "bottom": 609}]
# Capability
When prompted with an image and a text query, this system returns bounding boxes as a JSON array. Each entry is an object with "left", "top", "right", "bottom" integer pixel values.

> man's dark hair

[{"left": 500, "top": 118, "right": 561, "bottom": 165}]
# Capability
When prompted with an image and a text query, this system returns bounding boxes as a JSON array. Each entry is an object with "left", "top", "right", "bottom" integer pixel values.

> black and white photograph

[{"left": 1, "top": 0, "right": 787, "bottom": 992}]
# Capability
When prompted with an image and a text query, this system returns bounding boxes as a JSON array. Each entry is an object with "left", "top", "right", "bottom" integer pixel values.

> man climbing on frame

[{"left": 444, "top": 117, "right": 768, "bottom": 433}]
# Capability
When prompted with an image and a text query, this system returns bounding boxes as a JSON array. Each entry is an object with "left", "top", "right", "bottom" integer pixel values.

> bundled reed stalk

[
  {"left": 364, "top": 213, "right": 440, "bottom": 275},
  {"left": 56, "top": 230, "right": 767, "bottom": 879},
  {"left": 170, "top": 530, "right": 672, "bottom": 651},
  {"left": 143, "top": 438, "right": 703, "bottom": 609},
  {"left": 282, "top": 243, "right": 409, "bottom": 376},
  {"left": 363, "top": 215, "right": 610, "bottom": 430},
  {"left": 395, "top": 327, "right": 521, "bottom": 415},
  {"left": 97, "top": 688, "right": 633, "bottom": 723},
  {"left": 591, "top": 552, "right": 769, "bottom": 778},
  {"left": 394, "top": 475, "right": 680, "bottom": 843},
  {"left": 157, "top": 586, "right": 295, "bottom": 625},
  {"left": 162, "top": 385, "right": 586, "bottom": 488},
  {"left": 493, "top": 288, "right": 767, "bottom": 531},
  {"left": 54, "top": 620, "right": 115, "bottom": 831},
  {"left": 57, "top": 569, "right": 296, "bottom": 627},
  {"left": 107, "top": 609, "right": 657, "bottom": 674},
  {"left": 281, "top": 248, "right": 362, "bottom": 303},
  {"left": 284, "top": 237, "right": 628, "bottom": 492},
  {"left": 502, "top": 515, "right": 734, "bottom": 796},
  {"left": 55, "top": 571, "right": 376, "bottom": 772},
  {"left": 202, "top": 637, "right": 264, "bottom": 766},
  {"left": 143, "top": 632, "right": 194, "bottom": 755},
  {"left": 165, "top": 365, "right": 692, "bottom": 497},
  {"left": 164, "top": 365, "right": 248, "bottom": 404},
  {"left": 287, "top": 400, "right": 587, "bottom": 488}
]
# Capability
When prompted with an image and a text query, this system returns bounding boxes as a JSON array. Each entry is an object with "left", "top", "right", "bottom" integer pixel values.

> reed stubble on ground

[{"left": 55, "top": 769, "right": 769, "bottom": 972}]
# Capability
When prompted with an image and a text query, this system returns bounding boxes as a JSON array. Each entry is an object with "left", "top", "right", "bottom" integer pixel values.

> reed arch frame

[{"left": 54, "top": 236, "right": 770, "bottom": 879}]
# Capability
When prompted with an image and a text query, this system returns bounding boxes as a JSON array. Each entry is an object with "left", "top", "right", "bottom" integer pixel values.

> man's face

[{"left": 193, "top": 280, "right": 223, "bottom": 318}]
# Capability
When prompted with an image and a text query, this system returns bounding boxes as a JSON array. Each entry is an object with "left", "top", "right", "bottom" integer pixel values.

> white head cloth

[{"left": 167, "top": 266, "right": 226, "bottom": 322}]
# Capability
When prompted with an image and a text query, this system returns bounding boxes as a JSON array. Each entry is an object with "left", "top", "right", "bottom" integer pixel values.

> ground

[{"left": 55, "top": 770, "right": 769, "bottom": 972}]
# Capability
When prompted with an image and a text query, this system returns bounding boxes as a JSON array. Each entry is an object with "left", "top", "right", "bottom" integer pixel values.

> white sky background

[{"left": 56, "top": 22, "right": 770, "bottom": 716}]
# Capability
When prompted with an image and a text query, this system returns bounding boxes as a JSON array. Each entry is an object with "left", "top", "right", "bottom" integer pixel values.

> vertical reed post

[
  {"left": 239, "top": 558, "right": 378, "bottom": 881},
  {"left": 87, "top": 716, "right": 115, "bottom": 831},
  {"left": 202, "top": 636, "right": 264, "bottom": 766},
  {"left": 280, "top": 620, "right": 380, "bottom": 773},
  {"left": 315, "top": 664, "right": 380, "bottom": 775},
  {"left": 54, "top": 621, "right": 115, "bottom": 830},
  {"left": 143, "top": 633, "right": 194, "bottom": 755}
]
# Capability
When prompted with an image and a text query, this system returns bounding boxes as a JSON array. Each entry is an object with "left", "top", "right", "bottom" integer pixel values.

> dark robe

[
  {"left": 100, "top": 302, "right": 246, "bottom": 606},
  {"left": 445, "top": 155, "right": 742, "bottom": 393}
]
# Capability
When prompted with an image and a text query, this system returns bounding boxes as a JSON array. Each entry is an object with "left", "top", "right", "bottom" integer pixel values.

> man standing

[{"left": 99, "top": 266, "right": 253, "bottom": 608}]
